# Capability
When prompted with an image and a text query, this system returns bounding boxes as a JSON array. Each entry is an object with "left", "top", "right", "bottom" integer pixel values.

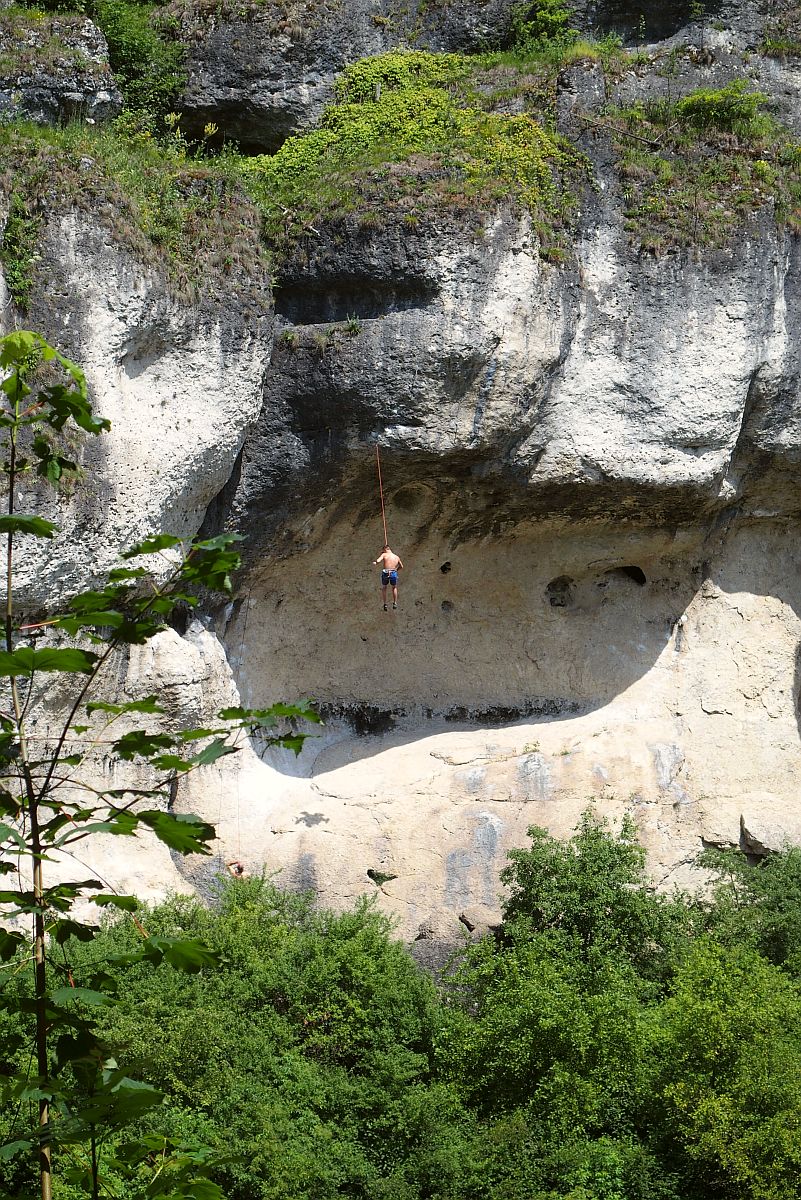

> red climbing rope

[{"left": 375, "top": 443, "right": 389, "bottom": 546}]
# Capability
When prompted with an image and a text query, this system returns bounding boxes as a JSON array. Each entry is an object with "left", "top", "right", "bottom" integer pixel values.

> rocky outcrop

[
  {"left": 1, "top": 202, "right": 272, "bottom": 610},
  {"left": 173, "top": 0, "right": 518, "bottom": 150},
  {"left": 0, "top": 11, "right": 121, "bottom": 126}
]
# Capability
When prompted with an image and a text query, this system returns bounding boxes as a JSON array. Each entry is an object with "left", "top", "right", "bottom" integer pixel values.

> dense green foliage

[
  {"left": 509, "top": 0, "right": 579, "bottom": 53},
  {"left": 609, "top": 82, "right": 801, "bottom": 251},
  {"left": 93, "top": 0, "right": 186, "bottom": 125},
  {"left": 4, "top": 815, "right": 801, "bottom": 1199}
]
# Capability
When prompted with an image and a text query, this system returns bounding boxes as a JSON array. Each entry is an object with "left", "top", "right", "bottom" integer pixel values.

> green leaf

[
  {"left": 277, "top": 734, "right": 307, "bottom": 755},
  {"left": 144, "top": 936, "right": 219, "bottom": 972},
  {"left": 70, "top": 1073, "right": 163, "bottom": 1128},
  {"left": 108, "top": 566, "right": 148, "bottom": 581},
  {"left": 0, "top": 790, "right": 22, "bottom": 819},
  {"left": 0, "top": 821, "right": 26, "bottom": 849},
  {"left": 49, "top": 918, "right": 97, "bottom": 946},
  {"left": 192, "top": 534, "right": 243, "bottom": 551},
  {"left": 91, "top": 894, "right": 140, "bottom": 912},
  {"left": 192, "top": 739, "right": 238, "bottom": 767},
  {"left": 138, "top": 811, "right": 216, "bottom": 856},
  {"left": 0, "top": 515, "right": 57, "bottom": 538},
  {"left": 150, "top": 754, "right": 194, "bottom": 772},
  {"left": 87, "top": 697, "right": 164, "bottom": 717},
  {"left": 50, "top": 986, "right": 116, "bottom": 1007},
  {"left": 219, "top": 700, "right": 321, "bottom": 725},
  {"left": 122, "top": 534, "right": 183, "bottom": 559},
  {"left": 0, "top": 647, "right": 98, "bottom": 677},
  {"left": 0, "top": 930, "right": 26, "bottom": 960},
  {"left": 153, "top": 1180, "right": 225, "bottom": 1200},
  {"left": 41, "top": 380, "right": 110, "bottom": 436},
  {"left": 56, "top": 610, "right": 124, "bottom": 635},
  {"left": 0, "top": 1137, "right": 35, "bottom": 1162},
  {"left": 112, "top": 731, "right": 175, "bottom": 760}
]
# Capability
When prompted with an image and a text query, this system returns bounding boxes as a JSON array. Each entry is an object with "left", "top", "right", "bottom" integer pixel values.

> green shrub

[
  {"left": 650, "top": 941, "right": 801, "bottom": 1198},
  {"left": 675, "top": 79, "right": 770, "bottom": 134},
  {"left": 93, "top": 0, "right": 186, "bottom": 127},
  {"left": 510, "top": 0, "right": 579, "bottom": 50}
]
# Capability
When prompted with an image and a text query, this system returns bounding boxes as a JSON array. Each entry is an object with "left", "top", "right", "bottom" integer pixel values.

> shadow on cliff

[
  {"left": 218, "top": 503, "right": 801, "bottom": 781},
  {"left": 225, "top": 525, "right": 705, "bottom": 778}
]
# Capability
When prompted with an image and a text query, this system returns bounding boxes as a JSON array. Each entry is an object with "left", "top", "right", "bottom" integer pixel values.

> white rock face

[{"left": 2, "top": 214, "right": 272, "bottom": 609}]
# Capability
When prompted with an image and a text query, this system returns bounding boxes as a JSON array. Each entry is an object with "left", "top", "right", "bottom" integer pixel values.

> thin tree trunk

[{"left": 5, "top": 374, "right": 52, "bottom": 1200}]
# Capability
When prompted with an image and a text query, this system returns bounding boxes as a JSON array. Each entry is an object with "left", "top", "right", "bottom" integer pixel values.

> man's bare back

[
  {"left": 373, "top": 544, "right": 404, "bottom": 610},
  {"left": 375, "top": 549, "right": 402, "bottom": 571}
]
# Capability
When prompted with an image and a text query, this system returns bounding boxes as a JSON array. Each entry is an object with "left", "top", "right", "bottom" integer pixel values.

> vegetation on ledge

[
  {"left": 763, "top": 0, "right": 801, "bottom": 58},
  {"left": 0, "top": 117, "right": 268, "bottom": 308},
  {"left": 606, "top": 80, "right": 801, "bottom": 252},
  {"left": 239, "top": 50, "right": 592, "bottom": 265},
  {"left": 0, "top": 5, "right": 106, "bottom": 77}
]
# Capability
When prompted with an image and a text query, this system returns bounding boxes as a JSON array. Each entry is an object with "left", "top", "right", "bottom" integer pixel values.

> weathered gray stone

[
  {"left": 175, "top": 0, "right": 518, "bottom": 150},
  {"left": 6, "top": 1, "right": 801, "bottom": 944},
  {"left": 459, "top": 904, "right": 503, "bottom": 936},
  {"left": 740, "top": 810, "right": 801, "bottom": 856},
  {"left": 0, "top": 14, "right": 121, "bottom": 126},
  {"left": 1, "top": 200, "right": 272, "bottom": 610}
]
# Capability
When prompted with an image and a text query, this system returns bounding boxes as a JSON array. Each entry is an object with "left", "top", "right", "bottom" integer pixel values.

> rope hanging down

[{"left": 375, "top": 443, "right": 389, "bottom": 546}]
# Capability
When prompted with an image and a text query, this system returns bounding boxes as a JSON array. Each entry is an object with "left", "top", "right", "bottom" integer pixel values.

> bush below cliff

[{"left": 3, "top": 816, "right": 800, "bottom": 1200}]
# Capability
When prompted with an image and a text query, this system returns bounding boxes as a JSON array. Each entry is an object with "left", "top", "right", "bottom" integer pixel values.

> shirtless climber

[{"left": 373, "top": 544, "right": 404, "bottom": 611}]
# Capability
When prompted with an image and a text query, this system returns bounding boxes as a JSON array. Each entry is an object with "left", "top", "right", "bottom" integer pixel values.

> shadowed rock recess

[{"left": 5, "top": 0, "right": 801, "bottom": 949}]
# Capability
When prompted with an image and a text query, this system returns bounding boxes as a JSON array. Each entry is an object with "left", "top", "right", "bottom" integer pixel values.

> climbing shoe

[
  {"left": 383, "top": 604, "right": 388, "bottom": 611},
  {"left": 393, "top": 603, "right": 397, "bottom": 609}
]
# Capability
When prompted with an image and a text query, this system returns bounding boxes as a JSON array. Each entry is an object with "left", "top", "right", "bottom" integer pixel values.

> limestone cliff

[{"left": 4, "top": 0, "right": 801, "bottom": 950}]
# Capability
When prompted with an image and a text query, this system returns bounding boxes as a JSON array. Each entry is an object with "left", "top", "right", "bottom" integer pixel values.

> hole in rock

[
  {"left": 392, "top": 484, "right": 429, "bottom": 511},
  {"left": 440, "top": 561, "right": 452, "bottom": 574},
  {"left": 545, "top": 576, "right": 575, "bottom": 608},
  {"left": 441, "top": 600, "right": 454, "bottom": 613},
  {"left": 605, "top": 565, "right": 647, "bottom": 586},
  {"left": 274, "top": 277, "right": 438, "bottom": 324}
]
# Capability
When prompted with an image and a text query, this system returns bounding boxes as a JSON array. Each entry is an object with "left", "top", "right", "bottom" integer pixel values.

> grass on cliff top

[
  {"left": 763, "top": 0, "right": 801, "bottom": 57},
  {"left": 0, "top": 5, "right": 106, "bottom": 76},
  {"left": 237, "top": 50, "right": 592, "bottom": 266},
  {"left": 604, "top": 80, "right": 801, "bottom": 252},
  {"left": 0, "top": 116, "right": 269, "bottom": 309}
]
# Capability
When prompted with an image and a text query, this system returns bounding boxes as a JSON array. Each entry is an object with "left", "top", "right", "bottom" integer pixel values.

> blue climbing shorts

[{"left": 381, "top": 570, "right": 398, "bottom": 586}]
